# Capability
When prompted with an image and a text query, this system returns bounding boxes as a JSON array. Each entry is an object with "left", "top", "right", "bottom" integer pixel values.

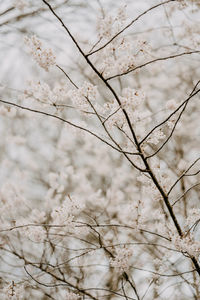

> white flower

[
  {"left": 171, "top": 233, "right": 200, "bottom": 258},
  {"left": 147, "top": 128, "right": 166, "bottom": 145},
  {"left": 110, "top": 247, "right": 132, "bottom": 272},
  {"left": 65, "top": 290, "right": 80, "bottom": 300},
  {"left": 24, "top": 80, "right": 68, "bottom": 109},
  {"left": 25, "top": 226, "right": 46, "bottom": 243},
  {"left": 3, "top": 282, "right": 25, "bottom": 300},
  {"left": 120, "top": 88, "right": 145, "bottom": 110},
  {"left": 177, "top": 159, "right": 187, "bottom": 171},
  {"left": 51, "top": 202, "right": 74, "bottom": 226},
  {"left": 0, "top": 106, "right": 16, "bottom": 117},
  {"left": 13, "top": 0, "right": 28, "bottom": 11},
  {"left": 166, "top": 99, "right": 178, "bottom": 110},
  {"left": 68, "top": 82, "right": 98, "bottom": 111},
  {"left": 24, "top": 35, "right": 56, "bottom": 71},
  {"left": 97, "top": 6, "right": 126, "bottom": 40}
]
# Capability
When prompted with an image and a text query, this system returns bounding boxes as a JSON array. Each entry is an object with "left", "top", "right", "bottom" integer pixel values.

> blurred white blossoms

[
  {"left": 171, "top": 233, "right": 200, "bottom": 258},
  {"left": 99, "top": 37, "right": 151, "bottom": 77},
  {"left": 104, "top": 87, "right": 147, "bottom": 130},
  {"left": 147, "top": 128, "right": 166, "bottom": 146},
  {"left": 0, "top": 106, "right": 16, "bottom": 118},
  {"left": 68, "top": 82, "right": 98, "bottom": 110},
  {"left": 24, "top": 80, "right": 68, "bottom": 106},
  {"left": 97, "top": 5, "right": 127, "bottom": 40},
  {"left": 120, "top": 88, "right": 145, "bottom": 111},
  {"left": 24, "top": 35, "right": 56, "bottom": 71},
  {"left": 24, "top": 226, "right": 46, "bottom": 243},
  {"left": 51, "top": 196, "right": 84, "bottom": 226},
  {"left": 64, "top": 290, "right": 80, "bottom": 300},
  {"left": 0, "top": 182, "right": 26, "bottom": 222},
  {"left": 96, "top": 5, "right": 151, "bottom": 77},
  {"left": 165, "top": 99, "right": 179, "bottom": 129},
  {"left": 166, "top": 99, "right": 178, "bottom": 111},
  {"left": 13, "top": 0, "right": 28, "bottom": 11},
  {"left": 3, "top": 282, "right": 25, "bottom": 300},
  {"left": 110, "top": 247, "right": 132, "bottom": 272}
]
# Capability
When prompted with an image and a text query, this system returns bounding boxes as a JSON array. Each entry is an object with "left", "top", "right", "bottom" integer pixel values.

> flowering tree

[{"left": 0, "top": 0, "right": 200, "bottom": 299}]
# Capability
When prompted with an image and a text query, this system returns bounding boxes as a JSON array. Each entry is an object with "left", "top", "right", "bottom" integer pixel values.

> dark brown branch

[
  {"left": 0, "top": 6, "right": 14, "bottom": 17},
  {"left": 42, "top": 0, "right": 147, "bottom": 173},
  {"left": 41, "top": 0, "right": 200, "bottom": 277},
  {"left": 172, "top": 183, "right": 200, "bottom": 206},
  {"left": 0, "top": 98, "right": 138, "bottom": 156},
  {"left": 146, "top": 88, "right": 200, "bottom": 159},
  {"left": 140, "top": 83, "right": 200, "bottom": 145},
  {"left": 107, "top": 51, "right": 200, "bottom": 81},
  {"left": 168, "top": 157, "right": 200, "bottom": 195},
  {"left": 87, "top": 0, "right": 176, "bottom": 57}
]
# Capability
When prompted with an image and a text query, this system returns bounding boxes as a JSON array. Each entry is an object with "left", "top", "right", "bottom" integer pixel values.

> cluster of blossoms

[
  {"left": 24, "top": 35, "right": 56, "bottom": 71},
  {"left": 110, "top": 247, "right": 133, "bottom": 273},
  {"left": 0, "top": 106, "right": 16, "bottom": 118},
  {"left": 1, "top": 0, "right": 200, "bottom": 298},
  {"left": 104, "top": 87, "right": 148, "bottom": 131},
  {"left": 0, "top": 182, "right": 26, "bottom": 223},
  {"left": 24, "top": 80, "right": 68, "bottom": 106},
  {"left": 51, "top": 203, "right": 74, "bottom": 227},
  {"left": 120, "top": 88, "right": 145, "bottom": 111},
  {"left": 122, "top": 199, "right": 144, "bottom": 228},
  {"left": 23, "top": 225, "right": 47, "bottom": 243},
  {"left": 165, "top": 98, "right": 179, "bottom": 129},
  {"left": 140, "top": 159, "right": 172, "bottom": 193},
  {"left": 98, "top": 40, "right": 135, "bottom": 76},
  {"left": 52, "top": 195, "right": 84, "bottom": 220},
  {"left": 177, "top": 0, "right": 198, "bottom": 9},
  {"left": 13, "top": 0, "right": 28, "bottom": 11},
  {"left": 64, "top": 290, "right": 80, "bottom": 300},
  {"left": 96, "top": 5, "right": 152, "bottom": 77},
  {"left": 186, "top": 209, "right": 200, "bottom": 228},
  {"left": 48, "top": 172, "right": 66, "bottom": 194},
  {"left": 103, "top": 101, "right": 125, "bottom": 129},
  {"left": 99, "top": 37, "right": 151, "bottom": 77},
  {"left": 144, "top": 99, "right": 180, "bottom": 146},
  {"left": 97, "top": 5, "right": 127, "bottom": 40},
  {"left": 50, "top": 195, "right": 84, "bottom": 235},
  {"left": 68, "top": 82, "right": 98, "bottom": 111},
  {"left": 45, "top": 169, "right": 72, "bottom": 205},
  {"left": 180, "top": 21, "right": 200, "bottom": 48},
  {"left": 14, "top": 209, "right": 46, "bottom": 244},
  {"left": 3, "top": 282, "right": 25, "bottom": 300},
  {"left": 146, "top": 128, "right": 166, "bottom": 146},
  {"left": 136, "top": 166, "right": 171, "bottom": 233},
  {"left": 171, "top": 233, "right": 200, "bottom": 258}
]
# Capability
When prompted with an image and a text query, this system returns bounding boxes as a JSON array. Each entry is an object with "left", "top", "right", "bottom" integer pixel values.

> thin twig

[
  {"left": 87, "top": 0, "right": 176, "bottom": 57},
  {"left": 0, "top": 98, "right": 138, "bottom": 156},
  {"left": 107, "top": 51, "right": 200, "bottom": 80}
]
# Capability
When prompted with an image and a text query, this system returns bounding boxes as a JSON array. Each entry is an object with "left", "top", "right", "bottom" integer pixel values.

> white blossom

[
  {"left": 13, "top": 0, "right": 28, "bottom": 11},
  {"left": 0, "top": 106, "right": 16, "bottom": 117},
  {"left": 147, "top": 128, "right": 166, "bottom": 145},
  {"left": 24, "top": 35, "right": 56, "bottom": 71},
  {"left": 24, "top": 226, "right": 46, "bottom": 243},
  {"left": 68, "top": 82, "right": 98, "bottom": 111},
  {"left": 24, "top": 80, "right": 68, "bottom": 106},
  {"left": 172, "top": 233, "right": 200, "bottom": 258},
  {"left": 65, "top": 290, "right": 80, "bottom": 300},
  {"left": 110, "top": 247, "right": 132, "bottom": 272},
  {"left": 3, "top": 282, "right": 25, "bottom": 300}
]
